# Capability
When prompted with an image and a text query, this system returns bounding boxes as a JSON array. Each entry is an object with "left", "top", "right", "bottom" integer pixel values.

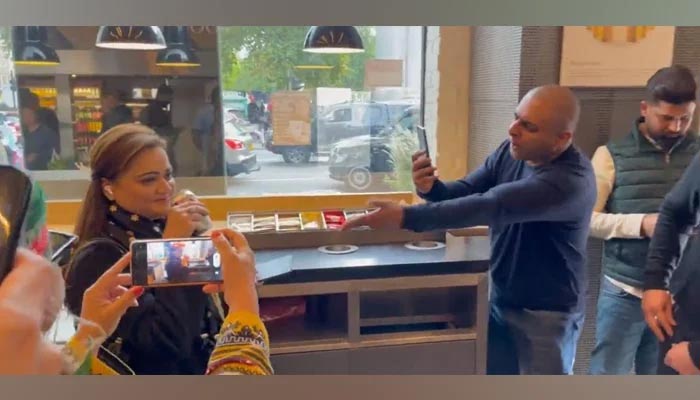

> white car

[{"left": 223, "top": 120, "right": 261, "bottom": 177}]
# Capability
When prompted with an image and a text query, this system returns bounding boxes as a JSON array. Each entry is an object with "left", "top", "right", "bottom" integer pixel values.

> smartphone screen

[
  {"left": 0, "top": 165, "right": 33, "bottom": 284},
  {"left": 131, "top": 237, "right": 293, "bottom": 287},
  {"left": 131, "top": 238, "right": 221, "bottom": 287},
  {"left": 416, "top": 125, "right": 430, "bottom": 159}
]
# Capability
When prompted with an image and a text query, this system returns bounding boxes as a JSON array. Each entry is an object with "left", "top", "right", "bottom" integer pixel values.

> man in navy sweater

[
  {"left": 643, "top": 151, "right": 700, "bottom": 375},
  {"left": 342, "top": 85, "right": 596, "bottom": 374}
]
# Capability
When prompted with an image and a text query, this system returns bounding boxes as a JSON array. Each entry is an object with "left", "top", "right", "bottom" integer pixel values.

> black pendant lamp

[
  {"left": 96, "top": 26, "right": 166, "bottom": 50},
  {"left": 13, "top": 26, "right": 60, "bottom": 66},
  {"left": 156, "top": 26, "right": 200, "bottom": 67},
  {"left": 303, "top": 26, "right": 364, "bottom": 54}
]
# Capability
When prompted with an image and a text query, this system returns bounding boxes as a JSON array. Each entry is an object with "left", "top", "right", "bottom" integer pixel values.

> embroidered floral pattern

[{"left": 206, "top": 311, "right": 273, "bottom": 375}]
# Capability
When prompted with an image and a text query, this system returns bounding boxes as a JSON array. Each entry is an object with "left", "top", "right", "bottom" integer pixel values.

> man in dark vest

[{"left": 588, "top": 65, "right": 699, "bottom": 374}]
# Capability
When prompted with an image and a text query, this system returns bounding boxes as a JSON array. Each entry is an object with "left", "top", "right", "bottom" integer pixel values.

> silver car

[{"left": 224, "top": 120, "right": 261, "bottom": 177}]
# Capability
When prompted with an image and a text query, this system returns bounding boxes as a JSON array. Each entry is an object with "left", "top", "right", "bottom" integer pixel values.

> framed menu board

[{"left": 559, "top": 26, "right": 676, "bottom": 87}]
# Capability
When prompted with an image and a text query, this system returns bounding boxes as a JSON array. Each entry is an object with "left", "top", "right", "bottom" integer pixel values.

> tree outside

[{"left": 217, "top": 26, "right": 376, "bottom": 93}]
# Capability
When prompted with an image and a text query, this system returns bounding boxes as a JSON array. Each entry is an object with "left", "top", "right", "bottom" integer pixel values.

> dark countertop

[{"left": 255, "top": 236, "right": 491, "bottom": 284}]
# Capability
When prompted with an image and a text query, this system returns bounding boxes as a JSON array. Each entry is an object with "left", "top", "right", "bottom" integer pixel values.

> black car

[{"left": 328, "top": 106, "right": 419, "bottom": 190}]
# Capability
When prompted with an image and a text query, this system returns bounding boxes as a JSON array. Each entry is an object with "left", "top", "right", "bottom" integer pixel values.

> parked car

[
  {"left": 224, "top": 121, "right": 261, "bottom": 177},
  {"left": 328, "top": 106, "right": 419, "bottom": 190},
  {"left": 225, "top": 113, "right": 265, "bottom": 146}
]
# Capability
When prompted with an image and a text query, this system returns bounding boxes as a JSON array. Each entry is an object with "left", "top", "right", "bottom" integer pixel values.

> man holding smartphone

[{"left": 342, "top": 85, "right": 596, "bottom": 375}]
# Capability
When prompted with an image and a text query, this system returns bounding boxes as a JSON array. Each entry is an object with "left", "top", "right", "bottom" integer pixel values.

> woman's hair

[{"left": 73, "top": 124, "right": 166, "bottom": 248}]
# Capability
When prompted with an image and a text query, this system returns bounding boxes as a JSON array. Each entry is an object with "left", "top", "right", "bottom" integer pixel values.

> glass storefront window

[
  {"left": 218, "top": 26, "right": 425, "bottom": 196},
  {"left": 3, "top": 26, "right": 425, "bottom": 200}
]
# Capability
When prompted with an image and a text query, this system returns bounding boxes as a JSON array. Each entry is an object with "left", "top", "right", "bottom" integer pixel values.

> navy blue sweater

[
  {"left": 403, "top": 140, "right": 596, "bottom": 312},
  {"left": 645, "top": 150, "right": 700, "bottom": 294},
  {"left": 645, "top": 151, "right": 700, "bottom": 367}
]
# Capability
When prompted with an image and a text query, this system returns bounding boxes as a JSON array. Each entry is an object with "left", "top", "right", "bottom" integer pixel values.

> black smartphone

[
  {"left": 416, "top": 125, "right": 430, "bottom": 159},
  {"left": 0, "top": 165, "right": 33, "bottom": 285},
  {"left": 130, "top": 237, "right": 292, "bottom": 287}
]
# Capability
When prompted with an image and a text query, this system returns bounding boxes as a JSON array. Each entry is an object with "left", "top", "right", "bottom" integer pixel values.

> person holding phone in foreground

[
  {"left": 0, "top": 228, "right": 272, "bottom": 375},
  {"left": 342, "top": 85, "right": 596, "bottom": 375}
]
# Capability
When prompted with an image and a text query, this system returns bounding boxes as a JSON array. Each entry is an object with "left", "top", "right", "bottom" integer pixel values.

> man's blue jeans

[
  {"left": 588, "top": 277, "right": 658, "bottom": 375},
  {"left": 487, "top": 303, "right": 584, "bottom": 374}
]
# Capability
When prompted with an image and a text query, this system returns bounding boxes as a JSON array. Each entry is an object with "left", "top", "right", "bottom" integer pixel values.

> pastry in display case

[
  {"left": 228, "top": 213, "right": 253, "bottom": 232},
  {"left": 300, "top": 212, "right": 326, "bottom": 230},
  {"left": 227, "top": 208, "right": 372, "bottom": 234},
  {"left": 323, "top": 210, "right": 346, "bottom": 230},
  {"left": 276, "top": 213, "right": 303, "bottom": 232},
  {"left": 252, "top": 213, "right": 277, "bottom": 233}
]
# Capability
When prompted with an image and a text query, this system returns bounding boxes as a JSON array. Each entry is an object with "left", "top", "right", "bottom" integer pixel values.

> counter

[
  {"left": 256, "top": 236, "right": 489, "bottom": 284},
  {"left": 48, "top": 220, "right": 492, "bottom": 375},
  {"left": 249, "top": 229, "right": 491, "bottom": 375}
]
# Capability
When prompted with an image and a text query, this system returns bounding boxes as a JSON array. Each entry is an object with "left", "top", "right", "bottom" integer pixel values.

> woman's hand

[
  {"left": 0, "top": 249, "right": 64, "bottom": 332},
  {"left": 163, "top": 199, "right": 210, "bottom": 238},
  {"left": 77, "top": 253, "right": 144, "bottom": 348},
  {"left": 173, "top": 191, "right": 212, "bottom": 234},
  {"left": 202, "top": 229, "right": 259, "bottom": 315},
  {"left": 0, "top": 249, "right": 65, "bottom": 374}
]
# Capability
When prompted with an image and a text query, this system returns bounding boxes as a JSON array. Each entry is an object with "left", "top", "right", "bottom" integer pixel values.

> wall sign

[{"left": 560, "top": 26, "right": 676, "bottom": 87}]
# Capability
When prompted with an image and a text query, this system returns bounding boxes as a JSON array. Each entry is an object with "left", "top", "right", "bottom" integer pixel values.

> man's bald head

[
  {"left": 522, "top": 85, "right": 581, "bottom": 135},
  {"left": 508, "top": 85, "right": 581, "bottom": 166}
]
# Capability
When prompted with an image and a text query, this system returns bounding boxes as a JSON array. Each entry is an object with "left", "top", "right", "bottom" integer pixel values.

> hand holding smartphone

[
  {"left": 130, "top": 236, "right": 291, "bottom": 288},
  {"left": 0, "top": 166, "right": 33, "bottom": 285}
]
